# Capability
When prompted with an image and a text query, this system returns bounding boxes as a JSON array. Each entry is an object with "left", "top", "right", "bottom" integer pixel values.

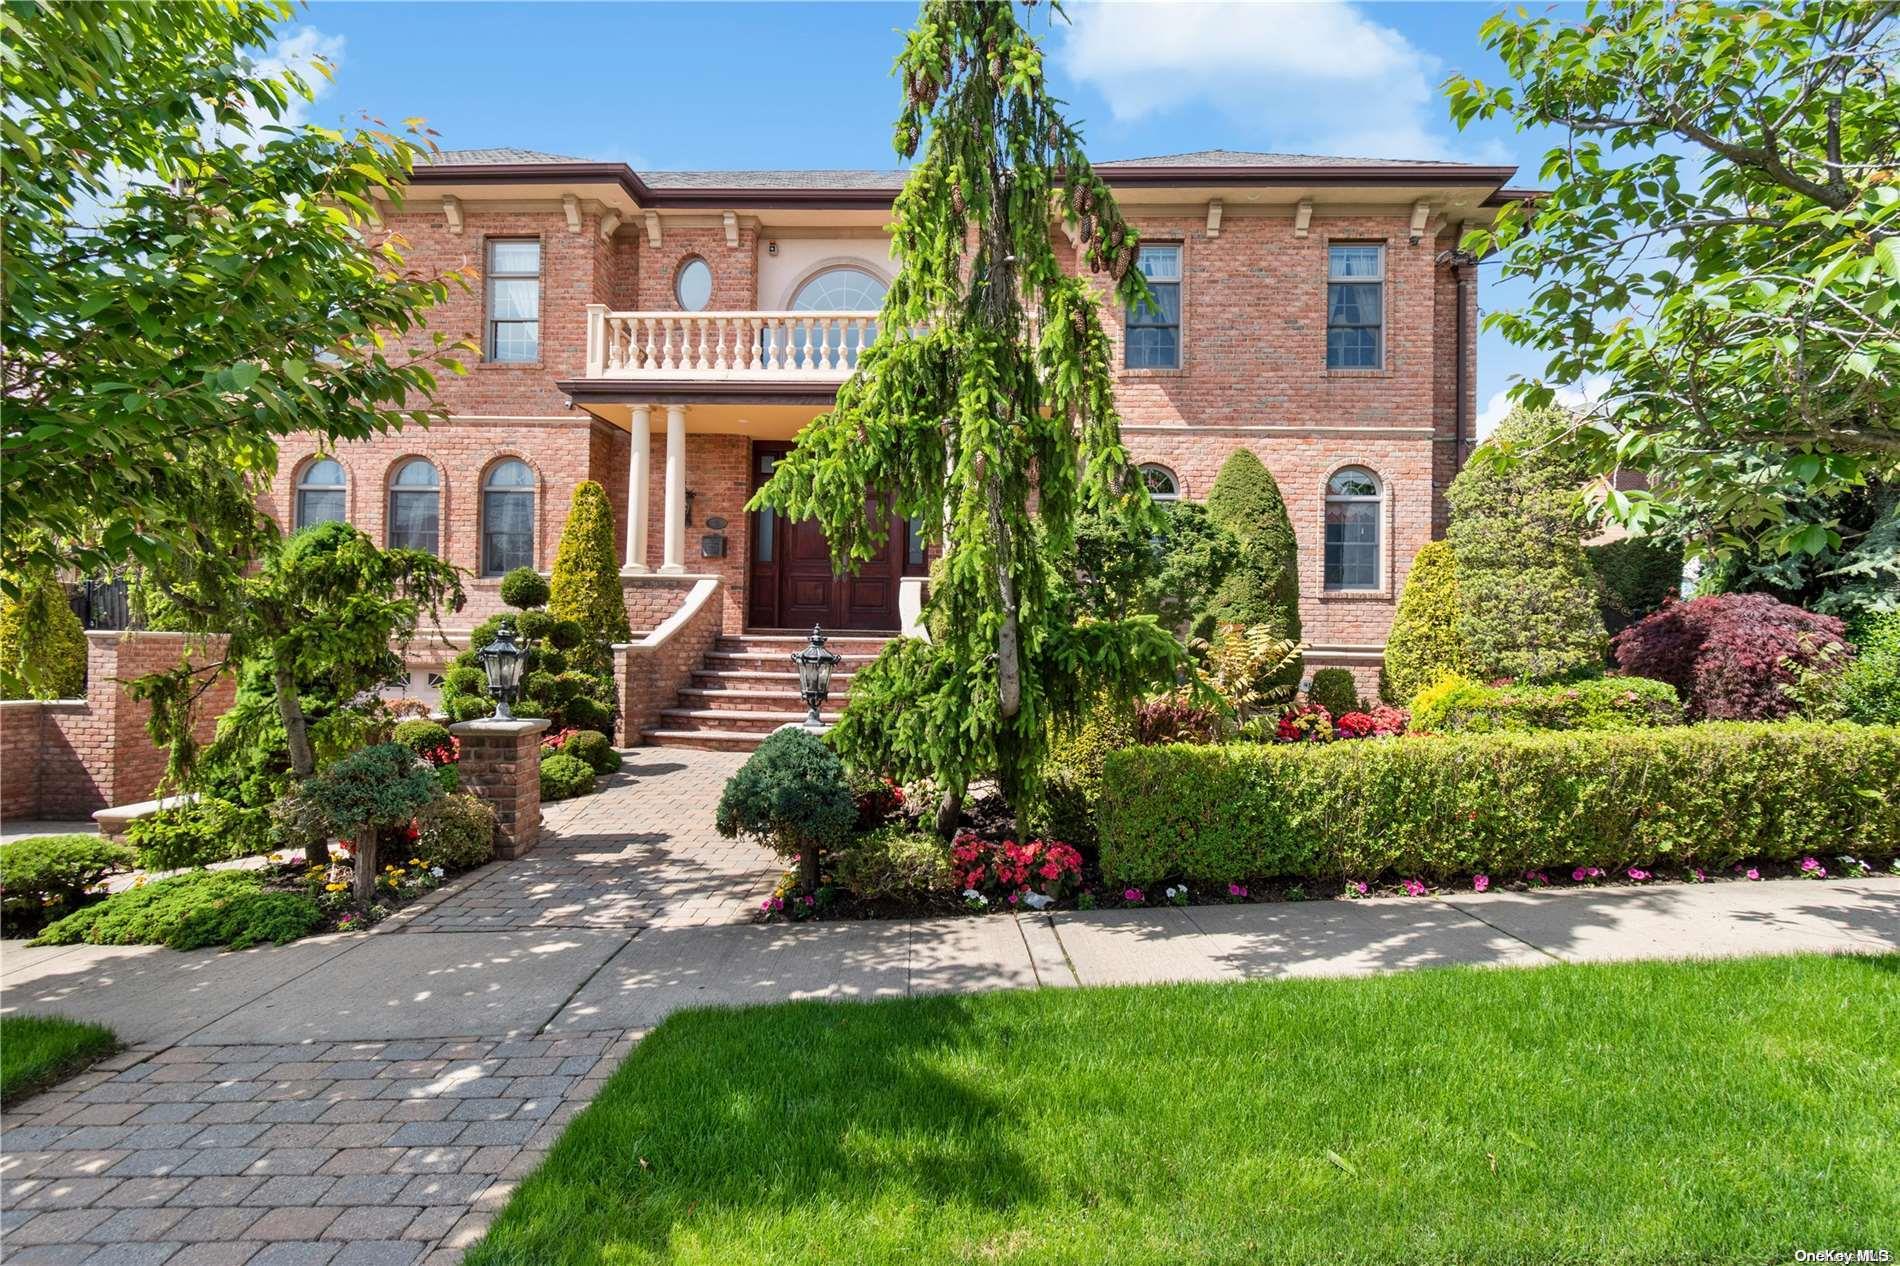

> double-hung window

[
  {"left": 1125, "top": 244, "right": 1181, "bottom": 369},
  {"left": 1324, "top": 467, "right": 1382, "bottom": 590},
  {"left": 1326, "top": 244, "right": 1383, "bottom": 370},
  {"left": 486, "top": 240, "right": 541, "bottom": 363}
]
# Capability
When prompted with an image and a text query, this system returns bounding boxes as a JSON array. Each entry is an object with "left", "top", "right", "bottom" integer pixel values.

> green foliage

[
  {"left": 499, "top": 567, "right": 551, "bottom": 611},
  {"left": 394, "top": 719, "right": 453, "bottom": 759},
  {"left": 1307, "top": 669, "right": 1360, "bottom": 715},
  {"left": 1380, "top": 541, "right": 1470, "bottom": 704},
  {"left": 124, "top": 798, "right": 272, "bottom": 872},
  {"left": 441, "top": 604, "right": 617, "bottom": 733},
  {"left": 1026, "top": 697, "right": 1135, "bottom": 850},
  {"left": 1839, "top": 611, "right": 1900, "bottom": 725},
  {"left": 0, "top": 1015, "right": 118, "bottom": 1106},
  {"left": 1197, "top": 624, "right": 1303, "bottom": 736},
  {"left": 1098, "top": 724, "right": 1900, "bottom": 887},
  {"left": 1, "top": 0, "right": 470, "bottom": 587},
  {"left": 562, "top": 731, "right": 621, "bottom": 776},
  {"left": 414, "top": 793, "right": 497, "bottom": 871},
  {"left": 1073, "top": 499, "right": 1238, "bottom": 631},
  {"left": 1447, "top": 408, "right": 1609, "bottom": 682},
  {"left": 33, "top": 870, "right": 322, "bottom": 951},
  {"left": 1446, "top": 1, "right": 1900, "bottom": 564},
  {"left": 539, "top": 752, "right": 596, "bottom": 802},
  {"left": 0, "top": 571, "right": 87, "bottom": 700},
  {"left": 298, "top": 742, "right": 439, "bottom": 836},
  {"left": 834, "top": 826, "right": 955, "bottom": 900},
  {"left": 751, "top": 2, "right": 1184, "bottom": 809},
  {"left": 548, "top": 481, "right": 631, "bottom": 674},
  {"left": 1205, "top": 451, "right": 1303, "bottom": 688},
  {"left": 1409, "top": 673, "right": 1682, "bottom": 734},
  {"left": 716, "top": 728, "right": 857, "bottom": 890},
  {"left": 1589, "top": 535, "right": 1684, "bottom": 636},
  {"left": 0, "top": 835, "right": 136, "bottom": 929}
]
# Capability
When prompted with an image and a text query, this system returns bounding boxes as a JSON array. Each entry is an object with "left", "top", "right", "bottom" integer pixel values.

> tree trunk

[
  {"left": 934, "top": 788, "right": 962, "bottom": 839},
  {"left": 986, "top": 481, "right": 1021, "bottom": 719},
  {"left": 273, "top": 666, "right": 328, "bottom": 866},
  {"left": 798, "top": 842, "right": 820, "bottom": 895},
  {"left": 351, "top": 824, "right": 377, "bottom": 906}
]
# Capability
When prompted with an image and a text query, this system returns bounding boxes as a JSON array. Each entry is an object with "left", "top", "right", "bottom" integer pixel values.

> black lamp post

[
  {"left": 790, "top": 625, "right": 842, "bottom": 728},
  {"left": 475, "top": 617, "right": 527, "bottom": 720}
]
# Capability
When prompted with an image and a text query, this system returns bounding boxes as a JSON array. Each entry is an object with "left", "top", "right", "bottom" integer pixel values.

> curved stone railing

[{"left": 585, "top": 306, "right": 878, "bottom": 380}]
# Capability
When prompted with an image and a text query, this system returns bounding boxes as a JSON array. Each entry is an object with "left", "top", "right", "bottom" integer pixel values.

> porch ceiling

[{"left": 567, "top": 395, "right": 828, "bottom": 439}]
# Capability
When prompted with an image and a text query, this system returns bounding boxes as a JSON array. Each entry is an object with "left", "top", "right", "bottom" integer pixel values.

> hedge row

[
  {"left": 1097, "top": 724, "right": 1900, "bottom": 886},
  {"left": 1411, "top": 674, "right": 1682, "bottom": 734}
]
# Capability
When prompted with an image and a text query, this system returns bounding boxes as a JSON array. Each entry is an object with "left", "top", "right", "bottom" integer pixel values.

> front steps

[{"left": 640, "top": 631, "right": 892, "bottom": 751}]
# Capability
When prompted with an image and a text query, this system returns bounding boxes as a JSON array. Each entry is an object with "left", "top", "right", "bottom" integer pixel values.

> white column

[
  {"left": 660, "top": 404, "right": 687, "bottom": 574},
  {"left": 623, "top": 405, "right": 651, "bottom": 573}
]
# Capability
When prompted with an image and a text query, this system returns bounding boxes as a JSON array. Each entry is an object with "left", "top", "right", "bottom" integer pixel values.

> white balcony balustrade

[{"left": 584, "top": 307, "right": 879, "bottom": 381}]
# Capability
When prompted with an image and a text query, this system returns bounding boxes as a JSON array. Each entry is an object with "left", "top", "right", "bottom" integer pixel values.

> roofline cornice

[{"left": 410, "top": 159, "right": 1522, "bottom": 210}]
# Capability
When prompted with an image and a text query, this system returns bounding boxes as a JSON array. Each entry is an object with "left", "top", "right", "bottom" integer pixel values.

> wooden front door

[{"left": 747, "top": 442, "right": 908, "bottom": 631}]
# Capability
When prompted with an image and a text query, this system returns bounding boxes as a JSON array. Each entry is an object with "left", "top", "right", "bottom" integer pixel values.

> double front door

[{"left": 747, "top": 442, "right": 915, "bottom": 631}]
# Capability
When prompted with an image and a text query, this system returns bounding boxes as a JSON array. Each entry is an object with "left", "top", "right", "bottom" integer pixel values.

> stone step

[
  {"left": 657, "top": 707, "right": 838, "bottom": 734},
  {"left": 676, "top": 687, "right": 849, "bottom": 712},
  {"left": 691, "top": 668, "right": 857, "bottom": 690},
  {"left": 704, "top": 650, "right": 882, "bottom": 672},
  {"left": 641, "top": 728, "right": 771, "bottom": 752},
  {"left": 726, "top": 631, "right": 895, "bottom": 651}
]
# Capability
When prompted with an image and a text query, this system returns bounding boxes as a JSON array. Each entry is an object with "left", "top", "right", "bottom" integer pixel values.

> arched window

[
  {"left": 481, "top": 459, "right": 535, "bottom": 577},
  {"left": 781, "top": 267, "right": 888, "bottom": 367},
  {"left": 1139, "top": 464, "right": 1180, "bottom": 501},
  {"left": 675, "top": 258, "right": 712, "bottom": 311},
  {"left": 387, "top": 459, "right": 441, "bottom": 555},
  {"left": 1324, "top": 467, "right": 1382, "bottom": 591},
  {"left": 295, "top": 457, "right": 346, "bottom": 530}
]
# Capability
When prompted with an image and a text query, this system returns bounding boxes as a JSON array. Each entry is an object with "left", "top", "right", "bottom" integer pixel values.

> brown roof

[{"left": 421, "top": 147, "right": 589, "bottom": 165}]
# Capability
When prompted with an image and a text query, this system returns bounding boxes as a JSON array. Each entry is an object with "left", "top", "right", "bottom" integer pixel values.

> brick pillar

[{"left": 449, "top": 717, "right": 551, "bottom": 859}]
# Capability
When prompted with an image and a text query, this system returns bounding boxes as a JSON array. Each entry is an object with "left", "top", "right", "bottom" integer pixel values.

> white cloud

[
  {"left": 1057, "top": 0, "right": 1472, "bottom": 160},
  {"left": 1476, "top": 376, "right": 1612, "bottom": 440},
  {"left": 250, "top": 27, "right": 345, "bottom": 130}
]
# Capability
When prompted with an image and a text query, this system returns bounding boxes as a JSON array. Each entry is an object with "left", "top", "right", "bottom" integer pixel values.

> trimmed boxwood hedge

[
  {"left": 1097, "top": 724, "right": 1900, "bottom": 887},
  {"left": 1411, "top": 674, "right": 1683, "bottom": 733}
]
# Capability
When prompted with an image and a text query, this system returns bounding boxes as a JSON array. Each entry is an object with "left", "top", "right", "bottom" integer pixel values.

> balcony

[{"left": 584, "top": 306, "right": 876, "bottom": 382}]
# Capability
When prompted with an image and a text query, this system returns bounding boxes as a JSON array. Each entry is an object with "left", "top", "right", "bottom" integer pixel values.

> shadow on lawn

[{"left": 479, "top": 992, "right": 1044, "bottom": 1264}]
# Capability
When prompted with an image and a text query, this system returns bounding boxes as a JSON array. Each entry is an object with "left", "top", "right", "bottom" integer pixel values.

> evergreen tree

[
  {"left": 1446, "top": 407, "right": 1608, "bottom": 682},
  {"left": 752, "top": 0, "right": 1182, "bottom": 829},
  {"left": 1205, "top": 449, "right": 1303, "bottom": 689},
  {"left": 0, "top": 570, "right": 88, "bottom": 700},
  {"left": 548, "top": 480, "right": 631, "bottom": 672},
  {"left": 1380, "top": 539, "right": 1470, "bottom": 703}
]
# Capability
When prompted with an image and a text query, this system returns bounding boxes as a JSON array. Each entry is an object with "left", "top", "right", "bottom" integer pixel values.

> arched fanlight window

[
  {"left": 295, "top": 457, "right": 346, "bottom": 529},
  {"left": 387, "top": 459, "right": 441, "bottom": 555},
  {"left": 1139, "top": 464, "right": 1180, "bottom": 501},
  {"left": 1324, "top": 466, "right": 1382, "bottom": 591},
  {"left": 780, "top": 267, "right": 888, "bottom": 368},
  {"left": 481, "top": 459, "right": 536, "bottom": 577},
  {"left": 676, "top": 258, "right": 713, "bottom": 311}
]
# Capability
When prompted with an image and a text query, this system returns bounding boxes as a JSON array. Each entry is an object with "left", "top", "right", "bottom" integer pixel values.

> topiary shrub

[
  {"left": 548, "top": 480, "right": 631, "bottom": 674},
  {"left": 1307, "top": 668, "right": 1360, "bottom": 715},
  {"left": 561, "top": 730, "right": 621, "bottom": 776},
  {"left": 393, "top": 719, "right": 455, "bottom": 765},
  {"left": 1381, "top": 540, "right": 1470, "bottom": 703},
  {"left": 294, "top": 743, "right": 440, "bottom": 901},
  {"left": 0, "top": 570, "right": 88, "bottom": 700},
  {"left": 1409, "top": 673, "right": 1682, "bottom": 733},
  {"left": 1027, "top": 696, "right": 1136, "bottom": 850},
  {"left": 715, "top": 727, "right": 856, "bottom": 893},
  {"left": 498, "top": 566, "right": 550, "bottom": 611},
  {"left": 0, "top": 835, "right": 136, "bottom": 931},
  {"left": 1613, "top": 593, "right": 1850, "bottom": 721},
  {"left": 414, "top": 793, "right": 497, "bottom": 871},
  {"left": 1446, "top": 408, "right": 1608, "bottom": 682},
  {"left": 1839, "top": 611, "right": 1900, "bottom": 725},
  {"left": 1098, "top": 723, "right": 1900, "bottom": 887},
  {"left": 1588, "top": 535, "right": 1683, "bottom": 635},
  {"left": 539, "top": 752, "right": 596, "bottom": 802},
  {"left": 123, "top": 798, "right": 272, "bottom": 872},
  {"left": 834, "top": 825, "right": 955, "bottom": 900},
  {"left": 1205, "top": 450, "right": 1302, "bottom": 689}
]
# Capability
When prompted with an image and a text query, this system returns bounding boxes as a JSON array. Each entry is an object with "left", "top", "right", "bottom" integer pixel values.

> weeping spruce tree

[{"left": 752, "top": 0, "right": 1181, "bottom": 830}]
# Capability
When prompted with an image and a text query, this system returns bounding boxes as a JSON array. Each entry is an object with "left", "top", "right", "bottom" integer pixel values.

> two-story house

[{"left": 264, "top": 147, "right": 1524, "bottom": 747}]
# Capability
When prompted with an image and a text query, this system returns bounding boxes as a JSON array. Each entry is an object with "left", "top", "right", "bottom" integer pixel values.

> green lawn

[
  {"left": 0, "top": 1014, "right": 118, "bottom": 1106},
  {"left": 469, "top": 954, "right": 1899, "bottom": 1265}
]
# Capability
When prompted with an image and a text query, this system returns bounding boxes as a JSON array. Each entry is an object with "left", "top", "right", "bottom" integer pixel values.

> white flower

[
  {"left": 1022, "top": 892, "right": 1054, "bottom": 911},
  {"left": 430, "top": 866, "right": 445, "bottom": 878}
]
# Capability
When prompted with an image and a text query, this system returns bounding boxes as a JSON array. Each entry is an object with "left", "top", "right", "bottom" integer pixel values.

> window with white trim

[
  {"left": 294, "top": 457, "right": 346, "bottom": 530},
  {"left": 481, "top": 459, "right": 535, "bottom": 576},
  {"left": 676, "top": 258, "right": 713, "bottom": 311},
  {"left": 1326, "top": 244, "right": 1383, "bottom": 370},
  {"left": 1125, "top": 244, "right": 1181, "bottom": 369},
  {"left": 387, "top": 459, "right": 441, "bottom": 555},
  {"left": 485, "top": 240, "right": 541, "bottom": 362},
  {"left": 1139, "top": 464, "right": 1180, "bottom": 501},
  {"left": 1323, "top": 467, "right": 1381, "bottom": 590}
]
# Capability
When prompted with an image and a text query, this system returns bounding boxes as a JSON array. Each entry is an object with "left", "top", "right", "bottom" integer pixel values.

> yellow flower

[
  {"left": 326, "top": 882, "right": 348, "bottom": 892},
  {"left": 408, "top": 858, "right": 422, "bottom": 866}
]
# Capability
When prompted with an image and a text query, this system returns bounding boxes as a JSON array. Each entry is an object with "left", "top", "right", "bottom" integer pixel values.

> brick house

[{"left": 266, "top": 147, "right": 1526, "bottom": 748}]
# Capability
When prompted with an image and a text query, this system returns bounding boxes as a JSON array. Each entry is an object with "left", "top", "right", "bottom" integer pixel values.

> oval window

[{"left": 676, "top": 258, "right": 713, "bottom": 311}]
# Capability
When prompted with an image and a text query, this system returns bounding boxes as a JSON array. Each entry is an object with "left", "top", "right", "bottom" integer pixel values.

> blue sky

[{"left": 297, "top": 0, "right": 1580, "bottom": 421}]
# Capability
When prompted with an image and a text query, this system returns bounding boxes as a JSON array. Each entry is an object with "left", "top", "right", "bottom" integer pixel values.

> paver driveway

[{"left": 4, "top": 744, "right": 1898, "bottom": 1264}]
